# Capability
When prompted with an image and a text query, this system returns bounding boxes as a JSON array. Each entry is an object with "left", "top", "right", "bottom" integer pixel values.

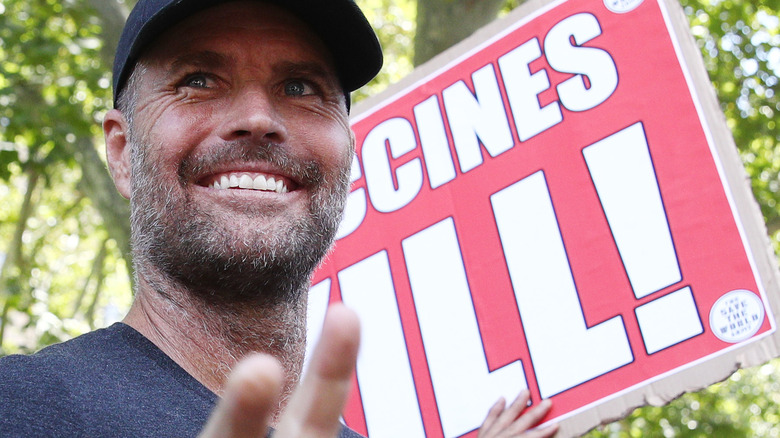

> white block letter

[
  {"left": 635, "top": 287, "right": 703, "bottom": 354},
  {"left": 403, "top": 219, "right": 527, "bottom": 438},
  {"left": 583, "top": 122, "right": 681, "bottom": 299},
  {"left": 304, "top": 279, "right": 332, "bottom": 374},
  {"left": 499, "top": 38, "right": 562, "bottom": 141},
  {"left": 491, "top": 172, "right": 632, "bottom": 398},
  {"left": 336, "top": 155, "right": 367, "bottom": 240},
  {"left": 545, "top": 13, "right": 618, "bottom": 112},
  {"left": 362, "top": 118, "right": 423, "bottom": 213},
  {"left": 414, "top": 95, "right": 457, "bottom": 189},
  {"left": 443, "top": 64, "right": 514, "bottom": 173},
  {"left": 339, "top": 252, "right": 426, "bottom": 438}
]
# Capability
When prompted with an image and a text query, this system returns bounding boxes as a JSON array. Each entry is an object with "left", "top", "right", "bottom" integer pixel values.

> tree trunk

[
  {"left": 70, "top": 137, "right": 133, "bottom": 285},
  {"left": 87, "top": 0, "right": 131, "bottom": 70},
  {"left": 0, "top": 167, "right": 39, "bottom": 295},
  {"left": 414, "top": 0, "right": 507, "bottom": 66},
  {"left": 70, "top": 0, "right": 135, "bottom": 286},
  {"left": 0, "top": 167, "right": 39, "bottom": 348}
]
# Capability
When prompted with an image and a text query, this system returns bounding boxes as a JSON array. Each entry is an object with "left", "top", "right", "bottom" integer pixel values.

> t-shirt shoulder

[{"left": 0, "top": 323, "right": 217, "bottom": 437}]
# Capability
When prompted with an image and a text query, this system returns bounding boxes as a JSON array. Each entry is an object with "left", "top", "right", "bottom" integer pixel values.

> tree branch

[
  {"left": 0, "top": 166, "right": 40, "bottom": 297},
  {"left": 70, "top": 137, "right": 134, "bottom": 289}
]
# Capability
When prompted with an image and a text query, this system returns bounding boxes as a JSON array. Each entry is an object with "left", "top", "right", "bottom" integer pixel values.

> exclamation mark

[{"left": 583, "top": 122, "right": 703, "bottom": 354}]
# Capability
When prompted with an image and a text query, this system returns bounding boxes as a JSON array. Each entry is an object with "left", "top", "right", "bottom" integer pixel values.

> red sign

[{"left": 306, "top": 0, "right": 779, "bottom": 436}]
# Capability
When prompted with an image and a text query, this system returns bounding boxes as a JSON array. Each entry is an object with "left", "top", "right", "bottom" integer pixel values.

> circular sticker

[
  {"left": 709, "top": 289, "right": 765, "bottom": 343},
  {"left": 604, "top": 0, "right": 643, "bottom": 13}
]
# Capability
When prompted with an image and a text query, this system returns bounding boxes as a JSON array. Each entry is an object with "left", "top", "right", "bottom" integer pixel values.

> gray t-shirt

[{"left": 0, "top": 323, "right": 363, "bottom": 438}]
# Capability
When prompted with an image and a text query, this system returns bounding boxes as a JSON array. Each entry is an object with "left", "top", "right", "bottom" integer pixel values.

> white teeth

[
  {"left": 211, "top": 173, "right": 288, "bottom": 193},
  {"left": 253, "top": 175, "right": 267, "bottom": 190},
  {"left": 239, "top": 174, "right": 254, "bottom": 189}
]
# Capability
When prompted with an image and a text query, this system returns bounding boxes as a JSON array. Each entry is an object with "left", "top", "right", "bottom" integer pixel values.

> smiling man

[
  {"left": 0, "top": 1, "right": 378, "bottom": 436},
  {"left": 0, "top": 1, "right": 556, "bottom": 437},
  {"left": 107, "top": 1, "right": 360, "bottom": 405},
  {"left": 102, "top": 0, "right": 366, "bottom": 434}
]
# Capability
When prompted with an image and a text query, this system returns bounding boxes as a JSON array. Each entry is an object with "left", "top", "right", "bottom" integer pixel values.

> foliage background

[{"left": 0, "top": 0, "right": 778, "bottom": 435}]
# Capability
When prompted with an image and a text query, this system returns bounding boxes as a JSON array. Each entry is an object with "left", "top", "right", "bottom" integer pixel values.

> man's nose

[{"left": 216, "top": 87, "right": 287, "bottom": 144}]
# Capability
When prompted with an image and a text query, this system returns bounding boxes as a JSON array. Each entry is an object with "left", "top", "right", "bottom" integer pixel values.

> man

[{"left": 0, "top": 1, "right": 557, "bottom": 437}]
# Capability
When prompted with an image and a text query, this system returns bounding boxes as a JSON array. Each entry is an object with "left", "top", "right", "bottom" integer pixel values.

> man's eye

[
  {"left": 183, "top": 74, "right": 211, "bottom": 88},
  {"left": 284, "top": 80, "right": 314, "bottom": 96}
]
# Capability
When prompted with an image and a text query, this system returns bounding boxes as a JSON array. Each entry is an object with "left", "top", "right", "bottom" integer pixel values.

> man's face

[{"left": 118, "top": 1, "right": 353, "bottom": 302}]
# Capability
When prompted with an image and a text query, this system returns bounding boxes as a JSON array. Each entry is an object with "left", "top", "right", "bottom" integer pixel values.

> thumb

[
  {"left": 274, "top": 303, "right": 360, "bottom": 438},
  {"left": 199, "top": 354, "right": 284, "bottom": 438}
]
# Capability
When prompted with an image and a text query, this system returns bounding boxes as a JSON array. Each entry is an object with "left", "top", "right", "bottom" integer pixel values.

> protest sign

[{"left": 306, "top": 0, "right": 780, "bottom": 436}]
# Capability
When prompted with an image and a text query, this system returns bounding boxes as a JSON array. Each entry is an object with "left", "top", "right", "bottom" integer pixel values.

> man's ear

[{"left": 103, "top": 109, "right": 132, "bottom": 200}]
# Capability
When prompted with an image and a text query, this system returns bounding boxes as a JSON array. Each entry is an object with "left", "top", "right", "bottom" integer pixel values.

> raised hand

[{"left": 199, "top": 304, "right": 361, "bottom": 438}]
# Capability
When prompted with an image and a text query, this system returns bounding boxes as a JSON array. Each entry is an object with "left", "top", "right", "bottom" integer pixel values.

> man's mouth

[{"left": 206, "top": 172, "right": 290, "bottom": 194}]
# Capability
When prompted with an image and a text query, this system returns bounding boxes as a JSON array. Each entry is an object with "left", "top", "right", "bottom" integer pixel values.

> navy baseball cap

[{"left": 112, "top": 0, "right": 383, "bottom": 107}]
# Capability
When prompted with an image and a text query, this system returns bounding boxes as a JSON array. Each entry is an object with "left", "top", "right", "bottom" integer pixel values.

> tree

[
  {"left": 0, "top": 0, "right": 135, "bottom": 351},
  {"left": 0, "top": 0, "right": 778, "bottom": 435},
  {"left": 413, "top": 0, "right": 506, "bottom": 65}
]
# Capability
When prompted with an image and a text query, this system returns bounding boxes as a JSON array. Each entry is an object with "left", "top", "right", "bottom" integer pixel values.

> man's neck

[{"left": 122, "top": 271, "right": 308, "bottom": 422}]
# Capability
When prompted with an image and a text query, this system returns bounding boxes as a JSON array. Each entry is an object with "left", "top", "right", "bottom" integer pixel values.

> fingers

[
  {"left": 479, "top": 397, "right": 507, "bottom": 436},
  {"left": 505, "top": 399, "right": 557, "bottom": 438},
  {"left": 274, "top": 304, "right": 361, "bottom": 438},
  {"left": 480, "top": 390, "right": 530, "bottom": 437},
  {"left": 198, "top": 354, "right": 284, "bottom": 438},
  {"left": 504, "top": 391, "right": 546, "bottom": 433},
  {"left": 479, "top": 390, "right": 558, "bottom": 438},
  {"left": 504, "top": 390, "right": 534, "bottom": 429}
]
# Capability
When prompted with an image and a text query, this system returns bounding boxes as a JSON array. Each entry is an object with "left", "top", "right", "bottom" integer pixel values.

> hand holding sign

[{"left": 479, "top": 391, "right": 558, "bottom": 438}]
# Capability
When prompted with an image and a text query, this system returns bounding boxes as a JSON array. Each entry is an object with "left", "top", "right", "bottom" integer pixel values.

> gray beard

[{"left": 128, "top": 136, "right": 351, "bottom": 307}]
